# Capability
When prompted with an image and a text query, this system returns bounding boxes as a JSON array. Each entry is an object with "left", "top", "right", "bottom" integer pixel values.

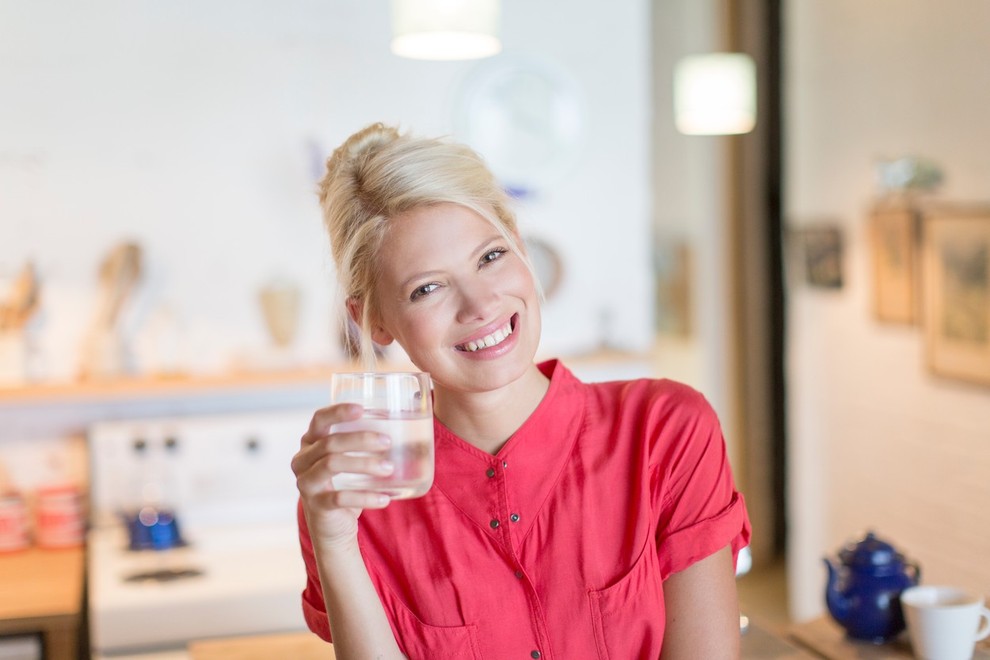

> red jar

[
  {"left": 35, "top": 485, "right": 85, "bottom": 548},
  {"left": 0, "top": 492, "right": 30, "bottom": 552}
]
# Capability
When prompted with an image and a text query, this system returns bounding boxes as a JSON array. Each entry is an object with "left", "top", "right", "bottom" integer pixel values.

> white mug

[{"left": 901, "top": 585, "right": 990, "bottom": 660}]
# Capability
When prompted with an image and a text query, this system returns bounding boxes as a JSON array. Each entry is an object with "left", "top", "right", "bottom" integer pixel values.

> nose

[{"left": 455, "top": 276, "right": 500, "bottom": 324}]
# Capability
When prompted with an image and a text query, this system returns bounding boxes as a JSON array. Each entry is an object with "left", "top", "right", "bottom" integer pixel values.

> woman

[{"left": 292, "top": 123, "right": 751, "bottom": 659}]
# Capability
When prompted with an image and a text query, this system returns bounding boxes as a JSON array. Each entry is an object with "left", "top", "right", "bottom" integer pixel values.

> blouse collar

[{"left": 432, "top": 360, "right": 587, "bottom": 547}]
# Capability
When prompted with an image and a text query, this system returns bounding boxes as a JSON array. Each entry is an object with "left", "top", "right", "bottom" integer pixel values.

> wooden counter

[
  {"left": 188, "top": 619, "right": 812, "bottom": 659},
  {"left": 189, "top": 631, "right": 333, "bottom": 660},
  {"left": 0, "top": 546, "right": 84, "bottom": 660},
  {"left": 742, "top": 617, "right": 818, "bottom": 658},
  {"left": 789, "top": 616, "right": 990, "bottom": 659}
]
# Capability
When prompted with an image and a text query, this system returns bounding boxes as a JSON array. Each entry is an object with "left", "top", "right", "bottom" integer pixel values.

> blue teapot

[{"left": 823, "top": 531, "right": 920, "bottom": 643}]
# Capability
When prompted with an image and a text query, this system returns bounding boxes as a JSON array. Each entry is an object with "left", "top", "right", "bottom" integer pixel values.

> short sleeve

[
  {"left": 297, "top": 499, "right": 333, "bottom": 642},
  {"left": 649, "top": 384, "right": 751, "bottom": 578}
]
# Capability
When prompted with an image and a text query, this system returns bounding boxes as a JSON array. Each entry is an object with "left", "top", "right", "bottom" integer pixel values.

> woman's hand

[{"left": 291, "top": 403, "right": 394, "bottom": 548}]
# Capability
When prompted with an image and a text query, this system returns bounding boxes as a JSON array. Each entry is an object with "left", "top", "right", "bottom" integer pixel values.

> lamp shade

[
  {"left": 674, "top": 52, "right": 756, "bottom": 135},
  {"left": 391, "top": 0, "right": 501, "bottom": 61}
]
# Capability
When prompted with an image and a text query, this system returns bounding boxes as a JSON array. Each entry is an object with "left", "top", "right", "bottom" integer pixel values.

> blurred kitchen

[{"left": 1, "top": 0, "right": 989, "bottom": 658}]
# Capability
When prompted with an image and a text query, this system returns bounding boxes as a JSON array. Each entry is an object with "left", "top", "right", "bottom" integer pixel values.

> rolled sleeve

[{"left": 657, "top": 491, "right": 750, "bottom": 578}]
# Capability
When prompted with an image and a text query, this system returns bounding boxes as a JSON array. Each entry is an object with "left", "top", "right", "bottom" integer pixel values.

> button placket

[{"left": 483, "top": 462, "right": 500, "bottom": 532}]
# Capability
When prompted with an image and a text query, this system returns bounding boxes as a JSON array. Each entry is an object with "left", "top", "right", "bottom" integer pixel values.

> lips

[{"left": 455, "top": 316, "right": 516, "bottom": 352}]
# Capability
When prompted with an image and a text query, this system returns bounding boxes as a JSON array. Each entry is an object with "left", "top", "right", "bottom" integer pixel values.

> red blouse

[{"left": 298, "top": 360, "right": 750, "bottom": 659}]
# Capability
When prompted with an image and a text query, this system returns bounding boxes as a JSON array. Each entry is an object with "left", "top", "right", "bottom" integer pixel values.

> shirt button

[
  {"left": 510, "top": 513, "right": 520, "bottom": 523},
  {"left": 531, "top": 651, "right": 541, "bottom": 659},
  {"left": 502, "top": 460, "right": 508, "bottom": 468},
  {"left": 514, "top": 570, "right": 523, "bottom": 579},
  {"left": 490, "top": 519, "right": 500, "bottom": 529},
  {"left": 486, "top": 467, "right": 496, "bottom": 478}
]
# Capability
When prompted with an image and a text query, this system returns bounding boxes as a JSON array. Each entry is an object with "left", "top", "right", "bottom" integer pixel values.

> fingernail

[
  {"left": 376, "top": 434, "right": 391, "bottom": 448},
  {"left": 379, "top": 460, "right": 394, "bottom": 473},
  {"left": 376, "top": 494, "right": 390, "bottom": 506}
]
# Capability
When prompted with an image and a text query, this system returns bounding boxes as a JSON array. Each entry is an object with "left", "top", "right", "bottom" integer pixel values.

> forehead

[{"left": 379, "top": 203, "right": 501, "bottom": 264}]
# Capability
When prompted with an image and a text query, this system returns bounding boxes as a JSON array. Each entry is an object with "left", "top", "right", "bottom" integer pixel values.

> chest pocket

[
  {"left": 386, "top": 594, "right": 483, "bottom": 660},
  {"left": 588, "top": 539, "right": 666, "bottom": 660}
]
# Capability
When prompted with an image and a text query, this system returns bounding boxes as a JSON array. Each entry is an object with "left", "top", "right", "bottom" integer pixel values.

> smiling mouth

[{"left": 456, "top": 316, "right": 516, "bottom": 352}]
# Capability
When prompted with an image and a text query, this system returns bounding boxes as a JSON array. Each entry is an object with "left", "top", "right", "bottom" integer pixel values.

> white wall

[
  {"left": 0, "top": 0, "right": 653, "bottom": 383},
  {"left": 786, "top": 0, "right": 990, "bottom": 620},
  {"left": 650, "top": 0, "right": 737, "bottom": 436}
]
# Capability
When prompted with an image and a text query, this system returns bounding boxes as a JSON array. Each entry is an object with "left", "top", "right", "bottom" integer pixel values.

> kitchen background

[{"left": 1, "top": 0, "right": 988, "bottom": 637}]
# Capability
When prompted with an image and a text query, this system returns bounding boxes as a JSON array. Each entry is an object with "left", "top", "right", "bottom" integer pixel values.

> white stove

[{"left": 86, "top": 410, "right": 314, "bottom": 658}]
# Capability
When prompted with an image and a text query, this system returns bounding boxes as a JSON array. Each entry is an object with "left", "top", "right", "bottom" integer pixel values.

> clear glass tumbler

[{"left": 329, "top": 371, "right": 434, "bottom": 499}]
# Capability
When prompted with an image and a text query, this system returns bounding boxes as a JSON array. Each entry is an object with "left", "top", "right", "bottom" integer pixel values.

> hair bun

[{"left": 325, "top": 122, "right": 401, "bottom": 181}]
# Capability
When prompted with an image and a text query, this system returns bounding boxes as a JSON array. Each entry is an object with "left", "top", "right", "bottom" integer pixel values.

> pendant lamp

[
  {"left": 674, "top": 52, "right": 756, "bottom": 135},
  {"left": 391, "top": 0, "right": 501, "bottom": 61}
]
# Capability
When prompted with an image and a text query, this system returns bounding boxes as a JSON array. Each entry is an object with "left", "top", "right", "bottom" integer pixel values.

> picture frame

[
  {"left": 793, "top": 224, "right": 844, "bottom": 289},
  {"left": 921, "top": 208, "right": 990, "bottom": 386},
  {"left": 870, "top": 203, "right": 922, "bottom": 324}
]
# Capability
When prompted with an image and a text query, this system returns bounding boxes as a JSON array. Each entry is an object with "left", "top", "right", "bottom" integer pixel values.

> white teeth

[{"left": 459, "top": 321, "right": 513, "bottom": 352}]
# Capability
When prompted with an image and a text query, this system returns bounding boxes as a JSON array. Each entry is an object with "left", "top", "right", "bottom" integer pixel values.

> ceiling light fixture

[
  {"left": 674, "top": 52, "right": 757, "bottom": 135},
  {"left": 391, "top": 0, "right": 502, "bottom": 61}
]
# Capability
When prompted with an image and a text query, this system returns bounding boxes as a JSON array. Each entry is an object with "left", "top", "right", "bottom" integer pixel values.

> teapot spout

[{"left": 823, "top": 557, "right": 851, "bottom": 625}]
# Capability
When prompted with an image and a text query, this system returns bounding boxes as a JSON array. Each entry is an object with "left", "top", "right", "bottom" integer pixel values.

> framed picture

[
  {"left": 793, "top": 225, "right": 843, "bottom": 289},
  {"left": 921, "top": 208, "right": 990, "bottom": 386},
  {"left": 870, "top": 204, "right": 922, "bottom": 324}
]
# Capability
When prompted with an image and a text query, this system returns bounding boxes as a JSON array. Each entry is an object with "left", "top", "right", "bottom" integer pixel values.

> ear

[{"left": 346, "top": 297, "right": 394, "bottom": 346}]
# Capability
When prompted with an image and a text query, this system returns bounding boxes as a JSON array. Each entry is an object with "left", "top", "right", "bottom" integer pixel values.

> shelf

[
  {"left": 0, "top": 349, "right": 655, "bottom": 409},
  {"left": 0, "top": 366, "right": 341, "bottom": 408}
]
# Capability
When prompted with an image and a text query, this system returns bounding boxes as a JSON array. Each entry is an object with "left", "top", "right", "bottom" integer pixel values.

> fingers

[
  {"left": 291, "top": 426, "right": 390, "bottom": 478},
  {"left": 292, "top": 406, "right": 395, "bottom": 513},
  {"left": 292, "top": 438, "right": 390, "bottom": 490},
  {"left": 304, "top": 403, "right": 361, "bottom": 440},
  {"left": 308, "top": 488, "right": 392, "bottom": 511},
  {"left": 324, "top": 451, "right": 394, "bottom": 478}
]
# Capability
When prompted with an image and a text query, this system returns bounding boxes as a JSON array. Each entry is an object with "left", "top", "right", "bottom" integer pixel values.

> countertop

[
  {"left": 187, "top": 619, "right": 813, "bottom": 659},
  {"left": 0, "top": 546, "right": 84, "bottom": 660},
  {"left": 788, "top": 616, "right": 990, "bottom": 659}
]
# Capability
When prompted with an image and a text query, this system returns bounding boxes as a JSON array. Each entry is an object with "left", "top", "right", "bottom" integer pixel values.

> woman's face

[{"left": 368, "top": 202, "right": 541, "bottom": 395}]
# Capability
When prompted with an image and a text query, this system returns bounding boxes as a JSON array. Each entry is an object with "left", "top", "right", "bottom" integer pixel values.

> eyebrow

[{"left": 398, "top": 233, "right": 504, "bottom": 292}]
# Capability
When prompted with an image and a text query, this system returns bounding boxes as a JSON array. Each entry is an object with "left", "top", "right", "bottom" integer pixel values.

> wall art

[
  {"left": 921, "top": 208, "right": 990, "bottom": 386},
  {"left": 794, "top": 224, "right": 844, "bottom": 289},
  {"left": 870, "top": 203, "right": 922, "bottom": 324}
]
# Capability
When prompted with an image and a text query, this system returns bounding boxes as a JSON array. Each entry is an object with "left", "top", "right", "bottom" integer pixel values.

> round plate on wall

[
  {"left": 453, "top": 55, "right": 587, "bottom": 194},
  {"left": 522, "top": 234, "right": 564, "bottom": 301}
]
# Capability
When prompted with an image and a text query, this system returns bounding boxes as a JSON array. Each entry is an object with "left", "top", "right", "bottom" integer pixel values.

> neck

[{"left": 433, "top": 363, "right": 551, "bottom": 454}]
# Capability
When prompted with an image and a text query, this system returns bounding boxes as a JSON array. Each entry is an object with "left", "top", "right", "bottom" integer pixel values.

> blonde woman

[{"left": 292, "top": 123, "right": 750, "bottom": 659}]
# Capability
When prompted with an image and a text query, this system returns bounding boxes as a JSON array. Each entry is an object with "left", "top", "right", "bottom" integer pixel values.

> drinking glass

[{"left": 329, "top": 372, "right": 434, "bottom": 499}]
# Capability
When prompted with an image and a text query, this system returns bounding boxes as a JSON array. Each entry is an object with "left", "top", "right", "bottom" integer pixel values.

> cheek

[
  {"left": 510, "top": 262, "right": 540, "bottom": 299},
  {"left": 396, "top": 308, "right": 445, "bottom": 348}
]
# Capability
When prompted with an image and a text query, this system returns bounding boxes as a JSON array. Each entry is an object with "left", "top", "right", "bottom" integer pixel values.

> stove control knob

[
  {"left": 164, "top": 436, "right": 180, "bottom": 452},
  {"left": 245, "top": 437, "right": 261, "bottom": 453},
  {"left": 132, "top": 438, "right": 148, "bottom": 453}
]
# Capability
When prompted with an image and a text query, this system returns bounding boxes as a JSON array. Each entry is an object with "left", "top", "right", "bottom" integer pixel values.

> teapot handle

[{"left": 907, "top": 561, "right": 922, "bottom": 584}]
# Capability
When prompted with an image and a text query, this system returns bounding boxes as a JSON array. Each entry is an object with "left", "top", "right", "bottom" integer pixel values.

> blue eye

[
  {"left": 410, "top": 282, "right": 439, "bottom": 301},
  {"left": 481, "top": 248, "right": 507, "bottom": 265}
]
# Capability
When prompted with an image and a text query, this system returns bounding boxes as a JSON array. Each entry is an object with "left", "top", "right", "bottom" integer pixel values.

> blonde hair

[{"left": 317, "top": 122, "right": 530, "bottom": 366}]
